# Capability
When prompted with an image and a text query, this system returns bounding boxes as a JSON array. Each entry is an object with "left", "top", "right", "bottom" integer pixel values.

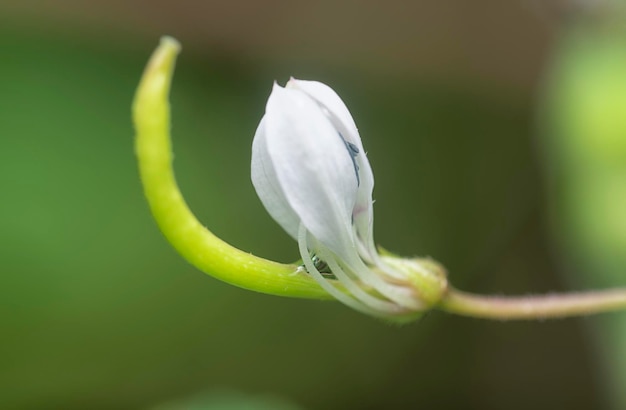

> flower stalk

[
  {"left": 441, "top": 287, "right": 626, "bottom": 320},
  {"left": 132, "top": 36, "right": 626, "bottom": 322},
  {"left": 132, "top": 36, "right": 330, "bottom": 300}
]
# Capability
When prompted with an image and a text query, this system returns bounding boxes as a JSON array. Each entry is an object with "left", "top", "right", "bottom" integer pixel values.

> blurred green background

[{"left": 1, "top": 1, "right": 625, "bottom": 409}]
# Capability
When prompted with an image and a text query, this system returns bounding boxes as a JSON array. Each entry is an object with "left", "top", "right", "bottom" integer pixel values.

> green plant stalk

[
  {"left": 133, "top": 36, "right": 626, "bottom": 321},
  {"left": 132, "top": 36, "right": 331, "bottom": 300}
]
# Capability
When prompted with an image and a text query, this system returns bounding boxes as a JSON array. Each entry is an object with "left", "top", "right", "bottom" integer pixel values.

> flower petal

[
  {"left": 287, "top": 79, "right": 359, "bottom": 144},
  {"left": 251, "top": 117, "right": 301, "bottom": 239},
  {"left": 263, "top": 83, "right": 359, "bottom": 258},
  {"left": 288, "top": 79, "right": 377, "bottom": 258}
]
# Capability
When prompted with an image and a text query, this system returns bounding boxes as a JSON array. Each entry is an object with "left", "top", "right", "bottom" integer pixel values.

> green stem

[
  {"left": 132, "top": 36, "right": 330, "bottom": 300},
  {"left": 439, "top": 287, "right": 626, "bottom": 320},
  {"left": 131, "top": 36, "right": 626, "bottom": 322}
]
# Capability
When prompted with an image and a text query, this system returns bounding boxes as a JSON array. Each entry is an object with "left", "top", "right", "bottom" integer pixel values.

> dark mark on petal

[{"left": 338, "top": 132, "right": 360, "bottom": 186}]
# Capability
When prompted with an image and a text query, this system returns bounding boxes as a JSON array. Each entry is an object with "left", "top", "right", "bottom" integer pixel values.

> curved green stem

[
  {"left": 132, "top": 36, "right": 626, "bottom": 322},
  {"left": 132, "top": 36, "right": 330, "bottom": 300},
  {"left": 439, "top": 287, "right": 626, "bottom": 320}
]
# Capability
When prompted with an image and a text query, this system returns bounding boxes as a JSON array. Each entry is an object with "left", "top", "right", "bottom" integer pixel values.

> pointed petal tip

[
  {"left": 272, "top": 81, "right": 285, "bottom": 92},
  {"left": 285, "top": 77, "right": 299, "bottom": 89}
]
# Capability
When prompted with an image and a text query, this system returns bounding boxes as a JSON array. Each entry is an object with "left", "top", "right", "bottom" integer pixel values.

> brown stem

[{"left": 438, "top": 287, "right": 626, "bottom": 320}]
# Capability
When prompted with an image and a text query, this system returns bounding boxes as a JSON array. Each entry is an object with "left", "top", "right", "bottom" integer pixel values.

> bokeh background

[{"left": 1, "top": 1, "right": 626, "bottom": 409}]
